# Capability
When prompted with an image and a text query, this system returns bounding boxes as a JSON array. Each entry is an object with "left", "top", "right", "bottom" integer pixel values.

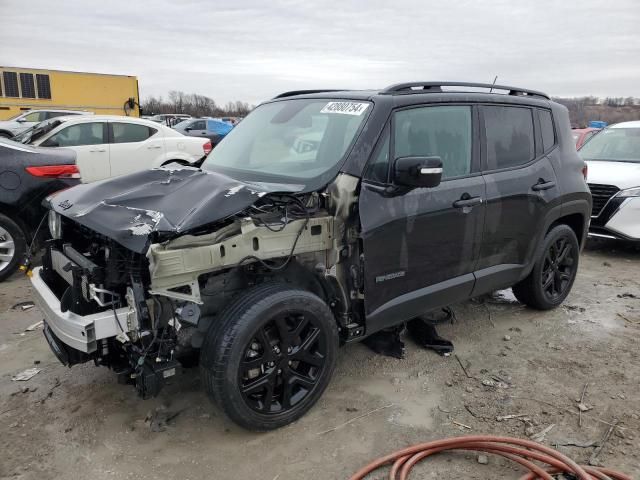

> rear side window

[
  {"left": 393, "top": 105, "right": 472, "bottom": 179},
  {"left": 191, "top": 120, "right": 206, "bottom": 130},
  {"left": 44, "top": 122, "right": 105, "bottom": 147},
  {"left": 484, "top": 106, "right": 535, "bottom": 170},
  {"left": 539, "top": 109, "right": 556, "bottom": 152},
  {"left": 45, "top": 111, "right": 73, "bottom": 120},
  {"left": 111, "top": 123, "right": 157, "bottom": 143}
]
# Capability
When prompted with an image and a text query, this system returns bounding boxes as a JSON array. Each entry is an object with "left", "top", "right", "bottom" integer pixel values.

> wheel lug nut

[{"left": 277, "top": 369, "right": 282, "bottom": 374}]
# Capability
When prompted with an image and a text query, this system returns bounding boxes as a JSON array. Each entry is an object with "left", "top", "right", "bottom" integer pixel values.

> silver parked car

[
  {"left": 580, "top": 121, "right": 640, "bottom": 241},
  {"left": 0, "top": 109, "right": 91, "bottom": 138}
]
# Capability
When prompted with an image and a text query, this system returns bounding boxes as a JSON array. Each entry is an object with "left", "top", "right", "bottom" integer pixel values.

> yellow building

[{"left": 0, "top": 66, "right": 140, "bottom": 120}]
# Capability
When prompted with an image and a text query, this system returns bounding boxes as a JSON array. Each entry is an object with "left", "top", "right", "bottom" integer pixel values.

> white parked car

[
  {"left": 580, "top": 120, "right": 640, "bottom": 241},
  {"left": 21, "top": 115, "right": 211, "bottom": 182},
  {"left": 0, "top": 109, "right": 91, "bottom": 138}
]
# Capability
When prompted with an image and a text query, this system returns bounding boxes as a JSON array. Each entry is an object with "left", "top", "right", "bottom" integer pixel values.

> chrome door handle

[
  {"left": 89, "top": 148, "right": 106, "bottom": 152},
  {"left": 532, "top": 179, "right": 556, "bottom": 191},
  {"left": 147, "top": 145, "right": 162, "bottom": 150},
  {"left": 453, "top": 196, "right": 483, "bottom": 208}
]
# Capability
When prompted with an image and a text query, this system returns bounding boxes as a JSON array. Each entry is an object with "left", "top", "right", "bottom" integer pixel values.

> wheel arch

[{"left": 0, "top": 203, "right": 32, "bottom": 241}]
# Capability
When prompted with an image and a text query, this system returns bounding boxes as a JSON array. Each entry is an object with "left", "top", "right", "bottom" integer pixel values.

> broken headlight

[{"left": 48, "top": 210, "right": 62, "bottom": 240}]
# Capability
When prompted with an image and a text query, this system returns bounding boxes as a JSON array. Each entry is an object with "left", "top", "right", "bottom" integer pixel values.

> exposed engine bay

[{"left": 38, "top": 170, "right": 363, "bottom": 399}]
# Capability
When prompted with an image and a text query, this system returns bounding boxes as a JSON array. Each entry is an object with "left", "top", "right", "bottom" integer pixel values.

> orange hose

[{"left": 349, "top": 435, "right": 631, "bottom": 480}]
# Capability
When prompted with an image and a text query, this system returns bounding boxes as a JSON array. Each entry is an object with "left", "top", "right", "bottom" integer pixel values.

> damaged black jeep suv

[{"left": 31, "top": 82, "right": 591, "bottom": 430}]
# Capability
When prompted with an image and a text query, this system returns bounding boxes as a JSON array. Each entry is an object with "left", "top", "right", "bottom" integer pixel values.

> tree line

[
  {"left": 141, "top": 90, "right": 252, "bottom": 118},
  {"left": 142, "top": 91, "right": 639, "bottom": 127},
  {"left": 553, "top": 96, "right": 639, "bottom": 127}
]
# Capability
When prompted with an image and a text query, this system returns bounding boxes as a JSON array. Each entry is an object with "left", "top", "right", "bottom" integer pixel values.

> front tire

[
  {"left": 200, "top": 283, "right": 339, "bottom": 431},
  {"left": 512, "top": 225, "right": 579, "bottom": 310},
  {"left": 0, "top": 213, "right": 26, "bottom": 282}
]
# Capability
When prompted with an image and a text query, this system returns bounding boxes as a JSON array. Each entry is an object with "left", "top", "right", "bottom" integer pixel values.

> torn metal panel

[
  {"left": 147, "top": 216, "right": 333, "bottom": 303},
  {"left": 46, "top": 166, "right": 303, "bottom": 253}
]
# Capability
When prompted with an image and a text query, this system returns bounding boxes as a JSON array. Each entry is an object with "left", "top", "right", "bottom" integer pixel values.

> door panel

[
  {"left": 40, "top": 122, "right": 109, "bottom": 182},
  {"left": 360, "top": 104, "right": 484, "bottom": 333},
  {"left": 472, "top": 105, "right": 560, "bottom": 295},
  {"left": 108, "top": 122, "right": 163, "bottom": 178}
]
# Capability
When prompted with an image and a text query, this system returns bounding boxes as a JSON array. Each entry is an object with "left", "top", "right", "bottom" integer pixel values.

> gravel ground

[{"left": 0, "top": 239, "right": 638, "bottom": 479}]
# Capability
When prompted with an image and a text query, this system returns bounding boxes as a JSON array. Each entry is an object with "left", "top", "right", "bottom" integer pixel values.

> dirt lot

[{"left": 1, "top": 240, "right": 639, "bottom": 480}]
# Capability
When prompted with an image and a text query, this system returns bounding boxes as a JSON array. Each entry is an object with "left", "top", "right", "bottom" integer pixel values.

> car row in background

[
  {"left": 12, "top": 115, "right": 211, "bottom": 182},
  {"left": 0, "top": 139, "right": 80, "bottom": 281},
  {"left": 580, "top": 120, "right": 640, "bottom": 242},
  {"left": 572, "top": 120, "right": 607, "bottom": 149},
  {"left": 173, "top": 117, "right": 233, "bottom": 145},
  {"left": 0, "top": 109, "right": 92, "bottom": 138}
]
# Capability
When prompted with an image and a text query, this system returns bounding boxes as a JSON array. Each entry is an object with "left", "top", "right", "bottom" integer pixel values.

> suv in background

[
  {"left": 29, "top": 82, "right": 591, "bottom": 431},
  {"left": 0, "top": 109, "right": 91, "bottom": 138},
  {"left": 579, "top": 121, "right": 640, "bottom": 241}
]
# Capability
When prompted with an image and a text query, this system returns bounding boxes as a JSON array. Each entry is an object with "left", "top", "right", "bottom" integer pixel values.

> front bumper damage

[{"left": 30, "top": 266, "right": 131, "bottom": 354}]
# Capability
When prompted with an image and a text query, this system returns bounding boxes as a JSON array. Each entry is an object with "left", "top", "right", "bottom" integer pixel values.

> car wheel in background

[
  {"left": 512, "top": 224, "right": 580, "bottom": 310},
  {"left": 0, "top": 132, "right": 13, "bottom": 139},
  {"left": 0, "top": 213, "right": 27, "bottom": 282}
]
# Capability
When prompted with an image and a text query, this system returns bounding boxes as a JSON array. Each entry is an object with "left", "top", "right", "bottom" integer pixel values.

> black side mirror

[
  {"left": 184, "top": 127, "right": 192, "bottom": 132},
  {"left": 393, "top": 156, "right": 443, "bottom": 188}
]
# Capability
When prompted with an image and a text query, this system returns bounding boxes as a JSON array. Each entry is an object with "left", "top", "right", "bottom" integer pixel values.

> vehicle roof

[
  {"left": 270, "top": 86, "right": 553, "bottom": 109},
  {"left": 23, "top": 108, "right": 92, "bottom": 114},
  {"left": 51, "top": 115, "right": 163, "bottom": 124},
  {"left": 610, "top": 121, "right": 640, "bottom": 129}
]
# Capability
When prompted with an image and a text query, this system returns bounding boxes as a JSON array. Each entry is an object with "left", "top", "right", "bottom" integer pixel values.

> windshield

[
  {"left": 12, "top": 118, "right": 65, "bottom": 144},
  {"left": 201, "top": 99, "right": 370, "bottom": 185},
  {"left": 579, "top": 127, "right": 640, "bottom": 163}
]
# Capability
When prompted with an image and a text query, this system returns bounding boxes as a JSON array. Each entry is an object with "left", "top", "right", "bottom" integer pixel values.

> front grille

[{"left": 588, "top": 183, "right": 619, "bottom": 217}]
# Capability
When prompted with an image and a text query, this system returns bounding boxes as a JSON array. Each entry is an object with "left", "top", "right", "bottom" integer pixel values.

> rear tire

[
  {"left": 0, "top": 213, "right": 27, "bottom": 282},
  {"left": 200, "top": 283, "right": 339, "bottom": 431},
  {"left": 0, "top": 132, "right": 12, "bottom": 139},
  {"left": 512, "top": 225, "right": 579, "bottom": 310}
]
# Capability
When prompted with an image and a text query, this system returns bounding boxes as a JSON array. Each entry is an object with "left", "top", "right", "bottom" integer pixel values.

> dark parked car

[
  {"left": 173, "top": 117, "right": 233, "bottom": 145},
  {"left": 30, "top": 82, "right": 591, "bottom": 431},
  {"left": 0, "top": 139, "right": 79, "bottom": 281}
]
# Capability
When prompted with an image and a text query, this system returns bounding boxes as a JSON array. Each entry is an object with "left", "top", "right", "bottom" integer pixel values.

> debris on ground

[
  {"left": 11, "top": 301, "right": 35, "bottom": 311},
  {"left": 617, "top": 293, "right": 638, "bottom": 299},
  {"left": 25, "top": 320, "right": 43, "bottom": 332},
  {"left": 11, "top": 368, "right": 40, "bottom": 381},
  {"left": 589, "top": 420, "right": 619, "bottom": 466},
  {"left": 530, "top": 423, "right": 555, "bottom": 442},
  {"left": 477, "top": 454, "right": 489, "bottom": 464},
  {"left": 146, "top": 407, "right": 184, "bottom": 432}
]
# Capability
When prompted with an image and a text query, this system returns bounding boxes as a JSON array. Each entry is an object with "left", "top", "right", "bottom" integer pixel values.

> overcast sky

[{"left": 2, "top": 0, "right": 638, "bottom": 105}]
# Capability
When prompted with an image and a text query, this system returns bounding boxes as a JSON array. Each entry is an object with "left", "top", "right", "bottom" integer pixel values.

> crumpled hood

[{"left": 47, "top": 166, "right": 302, "bottom": 253}]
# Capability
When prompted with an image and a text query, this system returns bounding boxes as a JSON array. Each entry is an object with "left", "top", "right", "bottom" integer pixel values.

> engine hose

[{"left": 349, "top": 435, "right": 632, "bottom": 480}]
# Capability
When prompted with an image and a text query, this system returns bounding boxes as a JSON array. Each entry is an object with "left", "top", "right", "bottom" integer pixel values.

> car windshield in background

[
  {"left": 12, "top": 119, "right": 65, "bottom": 144},
  {"left": 579, "top": 127, "right": 640, "bottom": 163},
  {"left": 201, "top": 99, "right": 371, "bottom": 183}
]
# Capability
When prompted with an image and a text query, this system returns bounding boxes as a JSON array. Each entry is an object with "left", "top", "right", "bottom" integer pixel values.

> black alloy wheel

[
  {"left": 540, "top": 235, "right": 575, "bottom": 302},
  {"left": 200, "top": 283, "right": 338, "bottom": 431},
  {"left": 513, "top": 224, "right": 580, "bottom": 310},
  {"left": 239, "top": 311, "right": 327, "bottom": 414}
]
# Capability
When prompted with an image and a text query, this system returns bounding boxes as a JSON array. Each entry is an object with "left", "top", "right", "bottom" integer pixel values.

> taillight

[
  {"left": 582, "top": 162, "right": 588, "bottom": 180},
  {"left": 203, "top": 141, "right": 212, "bottom": 155},
  {"left": 25, "top": 165, "right": 81, "bottom": 179}
]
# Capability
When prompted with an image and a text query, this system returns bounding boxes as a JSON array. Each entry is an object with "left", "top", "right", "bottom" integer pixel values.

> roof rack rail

[
  {"left": 273, "top": 89, "right": 345, "bottom": 99},
  {"left": 381, "top": 82, "right": 549, "bottom": 100}
]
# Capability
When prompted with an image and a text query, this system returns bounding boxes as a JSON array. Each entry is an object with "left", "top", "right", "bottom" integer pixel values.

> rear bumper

[{"left": 30, "top": 266, "right": 130, "bottom": 354}]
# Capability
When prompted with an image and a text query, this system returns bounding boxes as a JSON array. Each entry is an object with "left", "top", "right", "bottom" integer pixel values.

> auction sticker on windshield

[{"left": 320, "top": 102, "right": 369, "bottom": 115}]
